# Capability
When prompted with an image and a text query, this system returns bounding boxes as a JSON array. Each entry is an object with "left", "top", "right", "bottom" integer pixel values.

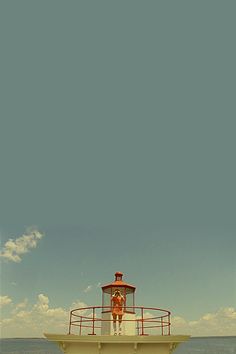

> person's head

[{"left": 114, "top": 289, "right": 121, "bottom": 296}]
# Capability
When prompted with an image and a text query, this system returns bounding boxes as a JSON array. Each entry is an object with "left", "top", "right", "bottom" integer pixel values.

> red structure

[
  {"left": 101, "top": 271, "right": 136, "bottom": 314},
  {"left": 68, "top": 272, "right": 171, "bottom": 336}
]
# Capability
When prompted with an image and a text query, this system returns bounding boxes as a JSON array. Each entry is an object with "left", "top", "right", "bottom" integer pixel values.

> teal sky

[{"left": 0, "top": 1, "right": 235, "bottom": 337}]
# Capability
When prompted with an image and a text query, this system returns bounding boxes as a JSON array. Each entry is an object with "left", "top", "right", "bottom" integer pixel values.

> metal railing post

[
  {"left": 92, "top": 307, "right": 95, "bottom": 335},
  {"left": 141, "top": 307, "right": 144, "bottom": 335},
  {"left": 168, "top": 313, "right": 171, "bottom": 335},
  {"left": 68, "top": 311, "right": 72, "bottom": 334},
  {"left": 79, "top": 316, "right": 82, "bottom": 335},
  {"left": 136, "top": 319, "right": 139, "bottom": 336}
]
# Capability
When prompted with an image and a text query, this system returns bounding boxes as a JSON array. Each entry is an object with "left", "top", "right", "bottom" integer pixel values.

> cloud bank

[
  {"left": 0, "top": 228, "right": 44, "bottom": 262},
  {"left": 172, "top": 307, "right": 236, "bottom": 336},
  {"left": 1, "top": 293, "right": 236, "bottom": 338},
  {"left": 0, "top": 294, "right": 69, "bottom": 338}
]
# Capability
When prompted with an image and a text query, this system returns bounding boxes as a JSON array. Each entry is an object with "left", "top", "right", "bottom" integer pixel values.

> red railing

[{"left": 68, "top": 306, "right": 171, "bottom": 336}]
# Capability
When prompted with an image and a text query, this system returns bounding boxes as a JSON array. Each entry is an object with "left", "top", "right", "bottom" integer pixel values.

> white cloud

[
  {"left": 70, "top": 300, "right": 90, "bottom": 318},
  {"left": 16, "top": 299, "right": 28, "bottom": 310},
  {"left": 172, "top": 315, "right": 187, "bottom": 327},
  {"left": 84, "top": 285, "right": 92, "bottom": 293},
  {"left": 0, "top": 295, "right": 12, "bottom": 308},
  {"left": 136, "top": 311, "right": 154, "bottom": 320},
  {"left": 33, "top": 294, "right": 67, "bottom": 319},
  {"left": 34, "top": 294, "right": 49, "bottom": 313},
  {"left": 0, "top": 228, "right": 44, "bottom": 263},
  {"left": 1, "top": 294, "right": 68, "bottom": 338},
  {"left": 1, "top": 318, "right": 13, "bottom": 325},
  {"left": 221, "top": 307, "right": 236, "bottom": 319},
  {"left": 11, "top": 299, "right": 28, "bottom": 314},
  {"left": 172, "top": 307, "right": 236, "bottom": 336},
  {"left": 70, "top": 300, "right": 88, "bottom": 310}
]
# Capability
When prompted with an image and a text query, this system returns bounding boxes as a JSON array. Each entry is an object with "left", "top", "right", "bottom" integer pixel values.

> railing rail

[{"left": 68, "top": 306, "right": 171, "bottom": 336}]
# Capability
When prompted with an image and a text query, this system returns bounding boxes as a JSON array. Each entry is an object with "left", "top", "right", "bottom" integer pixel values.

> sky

[{"left": 0, "top": 0, "right": 236, "bottom": 338}]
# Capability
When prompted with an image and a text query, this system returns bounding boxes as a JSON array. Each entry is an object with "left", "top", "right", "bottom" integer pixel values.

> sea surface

[{"left": 0, "top": 337, "right": 235, "bottom": 354}]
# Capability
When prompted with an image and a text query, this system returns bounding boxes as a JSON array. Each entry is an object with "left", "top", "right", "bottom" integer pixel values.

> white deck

[{"left": 44, "top": 333, "right": 190, "bottom": 354}]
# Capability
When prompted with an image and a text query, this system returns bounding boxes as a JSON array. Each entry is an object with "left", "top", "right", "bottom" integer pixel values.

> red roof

[{"left": 101, "top": 272, "right": 136, "bottom": 290}]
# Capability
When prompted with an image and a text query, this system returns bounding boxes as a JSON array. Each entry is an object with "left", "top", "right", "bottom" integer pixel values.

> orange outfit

[{"left": 111, "top": 295, "right": 124, "bottom": 316}]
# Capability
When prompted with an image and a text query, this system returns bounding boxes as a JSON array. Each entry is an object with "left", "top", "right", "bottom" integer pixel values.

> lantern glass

[{"left": 102, "top": 290, "right": 111, "bottom": 311}]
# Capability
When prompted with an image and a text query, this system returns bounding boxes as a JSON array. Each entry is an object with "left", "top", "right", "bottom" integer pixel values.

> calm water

[{"left": 0, "top": 337, "right": 235, "bottom": 354}]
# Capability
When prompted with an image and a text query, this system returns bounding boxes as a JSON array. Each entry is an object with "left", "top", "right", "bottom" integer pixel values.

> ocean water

[
  {"left": 0, "top": 337, "right": 235, "bottom": 354},
  {"left": 174, "top": 337, "right": 236, "bottom": 354}
]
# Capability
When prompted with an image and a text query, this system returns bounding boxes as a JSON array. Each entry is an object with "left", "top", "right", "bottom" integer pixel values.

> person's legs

[
  {"left": 118, "top": 315, "right": 123, "bottom": 335},
  {"left": 112, "top": 314, "right": 117, "bottom": 334}
]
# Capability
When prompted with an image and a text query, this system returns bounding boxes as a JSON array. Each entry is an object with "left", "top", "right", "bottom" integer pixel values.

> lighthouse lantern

[{"left": 101, "top": 271, "right": 136, "bottom": 335}]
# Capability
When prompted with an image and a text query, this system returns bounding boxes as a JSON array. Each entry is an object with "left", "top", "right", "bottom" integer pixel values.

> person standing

[{"left": 111, "top": 289, "right": 125, "bottom": 335}]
